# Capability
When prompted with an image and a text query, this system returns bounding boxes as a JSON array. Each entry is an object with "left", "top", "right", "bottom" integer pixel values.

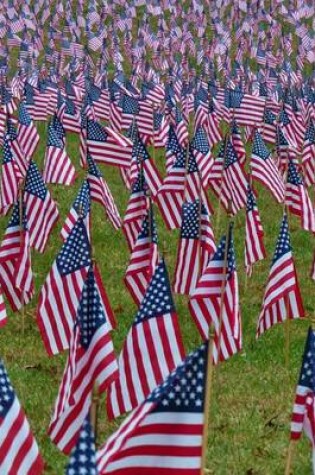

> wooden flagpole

[
  {"left": 200, "top": 207, "right": 233, "bottom": 474},
  {"left": 283, "top": 147, "right": 291, "bottom": 370},
  {"left": 18, "top": 179, "right": 27, "bottom": 334}
]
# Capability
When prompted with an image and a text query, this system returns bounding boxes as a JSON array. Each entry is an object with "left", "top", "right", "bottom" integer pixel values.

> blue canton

[
  {"left": 120, "top": 95, "right": 140, "bottom": 115},
  {"left": 76, "top": 266, "right": 107, "bottom": 348},
  {"left": 276, "top": 127, "right": 289, "bottom": 147},
  {"left": 272, "top": 214, "right": 291, "bottom": 265},
  {"left": 87, "top": 120, "right": 108, "bottom": 142},
  {"left": 134, "top": 260, "right": 174, "bottom": 324},
  {"left": 264, "top": 108, "right": 276, "bottom": 125},
  {"left": 192, "top": 127, "right": 209, "bottom": 154},
  {"left": 147, "top": 343, "right": 207, "bottom": 413},
  {"left": 305, "top": 122, "right": 315, "bottom": 144},
  {"left": 87, "top": 154, "right": 102, "bottom": 178},
  {"left": 24, "top": 161, "right": 48, "bottom": 200},
  {"left": 252, "top": 131, "right": 271, "bottom": 160},
  {"left": 287, "top": 160, "right": 303, "bottom": 186},
  {"left": 0, "top": 360, "right": 15, "bottom": 418},
  {"left": 167, "top": 125, "right": 182, "bottom": 155},
  {"left": 181, "top": 200, "right": 200, "bottom": 240},
  {"left": 47, "top": 123, "right": 63, "bottom": 149},
  {"left": 2, "top": 136, "right": 14, "bottom": 164},
  {"left": 66, "top": 417, "right": 98, "bottom": 475},
  {"left": 56, "top": 219, "right": 91, "bottom": 276},
  {"left": 246, "top": 185, "right": 257, "bottom": 213},
  {"left": 73, "top": 180, "right": 91, "bottom": 217},
  {"left": 298, "top": 327, "right": 315, "bottom": 391}
]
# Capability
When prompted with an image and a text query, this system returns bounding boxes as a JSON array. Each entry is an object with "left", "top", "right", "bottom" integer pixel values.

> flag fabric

[
  {"left": 107, "top": 259, "right": 185, "bottom": 419},
  {"left": 49, "top": 264, "right": 118, "bottom": 454},
  {"left": 6, "top": 119, "right": 28, "bottom": 179},
  {"left": 173, "top": 199, "right": 216, "bottom": 296},
  {"left": 87, "top": 154, "right": 121, "bottom": 230},
  {"left": 191, "top": 127, "right": 214, "bottom": 188},
  {"left": 123, "top": 170, "right": 148, "bottom": 251},
  {"left": 87, "top": 119, "right": 132, "bottom": 169},
  {"left": 285, "top": 159, "right": 315, "bottom": 233},
  {"left": 251, "top": 130, "right": 285, "bottom": 204},
  {"left": 291, "top": 326, "right": 315, "bottom": 441},
  {"left": 97, "top": 343, "right": 208, "bottom": 475},
  {"left": 43, "top": 120, "right": 76, "bottom": 186},
  {"left": 0, "top": 136, "right": 20, "bottom": 210},
  {"left": 124, "top": 206, "right": 159, "bottom": 306},
  {"left": 189, "top": 224, "right": 242, "bottom": 363},
  {"left": 301, "top": 121, "right": 315, "bottom": 188},
  {"left": 290, "top": 327, "right": 315, "bottom": 472},
  {"left": 65, "top": 417, "right": 98, "bottom": 475},
  {"left": 37, "top": 218, "right": 91, "bottom": 356},
  {"left": 256, "top": 214, "right": 304, "bottom": 337},
  {"left": 24, "top": 161, "right": 59, "bottom": 253},
  {"left": 0, "top": 203, "right": 34, "bottom": 312},
  {"left": 245, "top": 184, "right": 266, "bottom": 276},
  {"left": 0, "top": 358, "right": 44, "bottom": 474},
  {"left": 17, "top": 101, "right": 39, "bottom": 160},
  {"left": 60, "top": 180, "right": 91, "bottom": 242}
]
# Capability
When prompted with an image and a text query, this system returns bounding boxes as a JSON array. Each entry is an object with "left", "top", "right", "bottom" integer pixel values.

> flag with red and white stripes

[
  {"left": 17, "top": 102, "right": 39, "bottom": 160},
  {"left": 123, "top": 170, "right": 148, "bottom": 251},
  {"left": 107, "top": 259, "right": 185, "bottom": 419},
  {"left": 285, "top": 159, "right": 315, "bottom": 233},
  {"left": 87, "top": 154, "right": 121, "bottom": 230},
  {"left": 43, "top": 120, "right": 76, "bottom": 186},
  {"left": 37, "top": 218, "right": 91, "bottom": 356},
  {"left": 301, "top": 120, "right": 315, "bottom": 188},
  {"left": 49, "top": 264, "right": 118, "bottom": 454},
  {"left": 0, "top": 136, "right": 20, "bottom": 210},
  {"left": 124, "top": 205, "right": 159, "bottom": 306},
  {"left": 0, "top": 359, "right": 44, "bottom": 474},
  {"left": 191, "top": 127, "right": 214, "bottom": 188},
  {"left": 0, "top": 203, "right": 34, "bottom": 312},
  {"left": 245, "top": 184, "right": 266, "bottom": 276},
  {"left": 256, "top": 214, "right": 304, "bottom": 337},
  {"left": 290, "top": 327, "right": 315, "bottom": 465},
  {"left": 60, "top": 180, "right": 91, "bottom": 242},
  {"left": 24, "top": 161, "right": 59, "bottom": 253},
  {"left": 173, "top": 199, "right": 216, "bottom": 296},
  {"left": 98, "top": 343, "right": 207, "bottom": 475},
  {"left": 87, "top": 119, "right": 132, "bottom": 169},
  {"left": 251, "top": 130, "right": 285, "bottom": 204},
  {"left": 189, "top": 224, "right": 242, "bottom": 363}
]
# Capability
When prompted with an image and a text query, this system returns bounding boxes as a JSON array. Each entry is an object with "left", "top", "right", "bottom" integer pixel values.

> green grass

[{"left": 0, "top": 120, "right": 314, "bottom": 475}]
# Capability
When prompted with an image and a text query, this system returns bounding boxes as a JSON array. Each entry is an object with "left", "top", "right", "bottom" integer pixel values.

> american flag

[
  {"left": 49, "top": 265, "right": 118, "bottom": 454},
  {"left": 173, "top": 199, "right": 216, "bottom": 296},
  {"left": 87, "top": 119, "right": 132, "bottom": 169},
  {"left": 123, "top": 170, "right": 148, "bottom": 251},
  {"left": 206, "top": 104, "right": 222, "bottom": 147},
  {"left": 251, "top": 130, "right": 285, "bottom": 204},
  {"left": 211, "top": 139, "right": 247, "bottom": 215},
  {"left": 261, "top": 108, "right": 277, "bottom": 144},
  {"left": 285, "top": 159, "right": 315, "bottom": 233},
  {"left": 6, "top": 119, "right": 27, "bottom": 178},
  {"left": 245, "top": 184, "right": 266, "bottom": 276},
  {"left": 43, "top": 121, "right": 76, "bottom": 186},
  {"left": 98, "top": 343, "right": 207, "bottom": 474},
  {"left": 0, "top": 136, "right": 20, "bottom": 209},
  {"left": 256, "top": 214, "right": 304, "bottom": 337},
  {"left": 165, "top": 124, "right": 182, "bottom": 172},
  {"left": 174, "top": 105, "right": 189, "bottom": 148},
  {"left": 0, "top": 203, "right": 34, "bottom": 312},
  {"left": 87, "top": 154, "right": 121, "bottom": 230},
  {"left": 152, "top": 110, "right": 169, "bottom": 148},
  {"left": 66, "top": 417, "right": 97, "bottom": 475},
  {"left": 107, "top": 259, "right": 185, "bottom": 419},
  {"left": 0, "top": 359, "right": 44, "bottom": 474},
  {"left": 130, "top": 132, "right": 162, "bottom": 198},
  {"left": 63, "top": 97, "right": 81, "bottom": 134},
  {"left": 223, "top": 88, "right": 265, "bottom": 126},
  {"left": 157, "top": 148, "right": 186, "bottom": 230},
  {"left": 189, "top": 225, "right": 242, "bottom": 363},
  {"left": 124, "top": 205, "right": 159, "bottom": 306},
  {"left": 61, "top": 180, "right": 91, "bottom": 242},
  {"left": 231, "top": 120, "right": 246, "bottom": 165},
  {"left": 290, "top": 326, "right": 315, "bottom": 467},
  {"left": 191, "top": 126, "right": 214, "bottom": 188},
  {"left": 24, "top": 161, "right": 59, "bottom": 253},
  {"left": 37, "top": 218, "right": 91, "bottom": 356},
  {"left": 301, "top": 120, "right": 315, "bottom": 187}
]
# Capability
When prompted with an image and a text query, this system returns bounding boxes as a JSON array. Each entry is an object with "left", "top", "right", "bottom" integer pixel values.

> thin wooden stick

[
  {"left": 90, "top": 382, "right": 100, "bottom": 443},
  {"left": 19, "top": 181, "right": 25, "bottom": 334},
  {"left": 200, "top": 327, "right": 215, "bottom": 475},
  {"left": 284, "top": 439, "right": 295, "bottom": 475}
]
